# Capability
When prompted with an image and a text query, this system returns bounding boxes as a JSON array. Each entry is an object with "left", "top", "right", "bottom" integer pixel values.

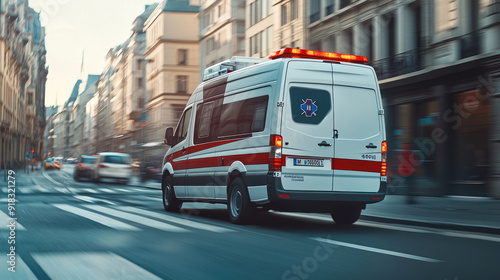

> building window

[
  {"left": 310, "top": 0, "right": 320, "bottom": 23},
  {"left": 291, "top": 0, "right": 298, "bottom": 20},
  {"left": 326, "top": 0, "right": 334, "bottom": 15},
  {"left": 340, "top": 0, "right": 350, "bottom": 9},
  {"left": 435, "top": 0, "right": 458, "bottom": 32},
  {"left": 281, "top": 4, "right": 288, "bottom": 26},
  {"left": 176, "top": 76, "right": 188, "bottom": 93},
  {"left": 137, "top": 78, "right": 143, "bottom": 89},
  {"left": 137, "top": 59, "right": 142, "bottom": 70},
  {"left": 178, "top": 49, "right": 188, "bottom": 65},
  {"left": 28, "top": 92, "right": 33, "bottom": 105}
]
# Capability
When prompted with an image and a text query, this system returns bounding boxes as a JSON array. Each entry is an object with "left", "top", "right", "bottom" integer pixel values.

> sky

[{"left": 29, "top": 0, "right": 158, "bottom": 107}]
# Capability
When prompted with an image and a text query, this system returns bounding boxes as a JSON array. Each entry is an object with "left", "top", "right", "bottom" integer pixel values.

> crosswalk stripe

[
  {"left": 54, "top": 187, "right": 70, "bottom": 194},
  {"left": 99, "top": 188, "right": 114, "bottom": 193},
  {"left": 82, "top": 188, "right": 97, "bottom": 193},
  {"left": 19, "top": 188, "right": 33, "bottom": 194},
  {"left": 34, "top": 185, "right": 50, "bottom": 193},
  {"left": 33, "top": 252, "right": 162, "bottom": 280},
  {"left": 0, "top": 256, "right": 37, "bottom": 279},
  {"left": 119, "top": 206, "right": 235, "bottom": 233},
  {"left": 83, "top": 205, "right": 188, "bottom": 232},
  {"left": 53, "top": 204, "right": 139, "bottom": 231},
  {"left": 73, "top": 195, "right": 116, "bottom": 205},
  {"left": 0, "top": 210, "right": 26, "bottom": 230}
]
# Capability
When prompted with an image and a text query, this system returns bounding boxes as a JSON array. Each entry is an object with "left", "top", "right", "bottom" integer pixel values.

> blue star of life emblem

[{"left": 300, "top": 99, "right": 318, "bottom": 117}]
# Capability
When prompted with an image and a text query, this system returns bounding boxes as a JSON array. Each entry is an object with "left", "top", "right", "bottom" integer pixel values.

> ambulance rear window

[{"left": 289, "top": 87, "right": 332, "bottom": 125}]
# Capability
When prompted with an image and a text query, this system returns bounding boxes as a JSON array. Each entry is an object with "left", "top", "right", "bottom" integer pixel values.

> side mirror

[{"left": 164, "top": 127, "right": 174, "bottom": 146}]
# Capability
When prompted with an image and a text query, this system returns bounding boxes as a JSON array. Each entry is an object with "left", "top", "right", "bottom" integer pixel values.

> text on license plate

[{"left": 293, "top": 158, "right": 324, "bottom": 167}]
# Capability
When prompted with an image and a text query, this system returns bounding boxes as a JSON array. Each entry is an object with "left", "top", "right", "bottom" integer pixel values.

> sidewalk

[{"left": 362, "top": 195, "right": 500, "bottom": 234}]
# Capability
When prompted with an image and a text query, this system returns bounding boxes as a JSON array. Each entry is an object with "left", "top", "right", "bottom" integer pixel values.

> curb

[{"left": 360, "top": 214, "right": 500, "bottom": 235}]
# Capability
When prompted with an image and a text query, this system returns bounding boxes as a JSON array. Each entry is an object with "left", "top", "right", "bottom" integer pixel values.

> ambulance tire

[
  {"left": 331, "top": 207, "right": 361, "bottom": 225},
  {"left": 162, "top": 176, "right": 182, "bottom": 212},
  {"left": 228, "top": 177, "right": 256, "bottom": 224}
]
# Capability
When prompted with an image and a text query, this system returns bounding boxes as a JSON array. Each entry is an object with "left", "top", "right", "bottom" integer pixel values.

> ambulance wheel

[
  {"left": 228, "top": 177, "right": 256, "bottom": 224},
  {"left": 331, "top": 207, "right": 361, "bottom": 225},
  {"left": 162, "top": 176, "right": 182, "bottom": 212}
]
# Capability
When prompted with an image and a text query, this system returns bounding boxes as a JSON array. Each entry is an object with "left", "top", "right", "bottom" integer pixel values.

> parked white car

[{"left": 92, "top": 152, "right": 132, "bottom": 184}]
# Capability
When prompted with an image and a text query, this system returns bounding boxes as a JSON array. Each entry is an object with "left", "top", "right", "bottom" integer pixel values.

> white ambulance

[{"left": 162, "top": 48, "right": 387, "bottom": 224}]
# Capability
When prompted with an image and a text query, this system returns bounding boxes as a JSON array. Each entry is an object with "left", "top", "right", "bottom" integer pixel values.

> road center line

[{"left": 310, "top": 237, "right": 442, "bottom": 263}]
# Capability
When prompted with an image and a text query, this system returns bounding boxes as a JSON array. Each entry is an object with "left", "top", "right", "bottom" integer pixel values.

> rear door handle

[
  {"left": 318, "top": 141, "right": 332, "bottom": 147},
  {"left": 366, "top": 143, "right": 377, "bottom": 149}
]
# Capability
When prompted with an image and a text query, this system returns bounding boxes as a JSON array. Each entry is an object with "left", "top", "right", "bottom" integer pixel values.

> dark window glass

[
  {"left": 289, "top": 87, "right": 331, "bottom": 125},
  {"left": 199, "top": 102, "right": 214, "bottom": 138},
  {"left": 174, "top": 107, "right": 192, "bottom": 144},
  {"left": 102, "top": 155, "right": 131, "bottom": 164},
  {"left": 219, "top": 95, "right": 268, "bottom": 138},
  {"left": 81, "top": 156, "right": 97, "bottom": 163},
  {"left": 281, "top": 5, "right": 288, "bottom": 26}
]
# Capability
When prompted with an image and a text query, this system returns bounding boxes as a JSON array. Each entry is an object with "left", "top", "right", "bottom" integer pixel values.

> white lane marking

[
  {"left": 116, "top": 188, "right": 131, "bottom": 192},
  {"left": 274, "top": 212, "right": 431, "bottom": 233},
  {"left": 43, "top": 172, "right": 63, "bottom": 186},
  {"left": 19, "top": 188, "right": 33, "bottom": 194},
  {"left": 0, "top": 210, "right": 26, "bottom": 230},
  {"left": 311, "top": 237, "right": 442, "bottom": 263},
  {"left": 439, "top": 231, "right": 500, "bottom": 243},
  {"left": 53, "top": 204, "right": 139, "bottom": 231},
  {"left": 83, "top": 205, "right": 188, "bottom": 232},
  {"left": 99, "top": 188, "right": 115, "bottom": 193},
  {"left": 74, "top": 195, "right": 116, "bottom": 205},
  {"left": 118, "top": 206, "right": 235, "bottom": 233},
  {"left": 0, "top": 198, "right": 19, "bottom": 203},
  {"left": 82, "top": 188, "right": 97, "bottom": 193},
  {"left": 34, "top": 185, "right": 50, "bottom": 193},
  {"left": 355, "top": 221, "right": 430, "bottom": 233},
  {"left": 0, "top": 256, "right": 37, "bottom": 279},
  {"left": 54, "top": 187, "right": 70, "bottom": 194},
  {"left": 33, "top": 252, "right": 162, "bottom": 280}
]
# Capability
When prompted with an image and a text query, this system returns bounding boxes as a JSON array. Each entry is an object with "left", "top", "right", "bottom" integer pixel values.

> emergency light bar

[
  {"left": 268, "top": 48, "right": 368, "bottom": 64},
  {"left": 203, "top": 56, "right": 268, "bottom": 82}
]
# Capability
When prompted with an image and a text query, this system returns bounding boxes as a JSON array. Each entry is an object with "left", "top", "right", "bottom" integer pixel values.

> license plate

[{"left": 293, "top": 158, "right": 324, "bottom": 167}]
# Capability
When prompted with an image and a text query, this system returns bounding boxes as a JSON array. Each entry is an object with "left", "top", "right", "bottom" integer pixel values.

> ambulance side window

[
  {"left": 194, "top": 102, "right": 218, "bottom": 145},
  {"left": 219, "top": 95, "right": 268, "bottom": 138},
  {"left": 174, "top": 107, "right": 192, "bottom": 144}
]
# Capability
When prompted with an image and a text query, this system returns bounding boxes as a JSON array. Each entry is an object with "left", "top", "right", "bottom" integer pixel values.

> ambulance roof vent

[{"left": 202, "top": 56, "right": 269, "bottom": 82}]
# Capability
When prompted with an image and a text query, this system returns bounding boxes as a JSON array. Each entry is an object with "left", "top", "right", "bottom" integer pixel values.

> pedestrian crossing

[
  {"left": 52, "top": 203, "right": 235, "bottom": 233},
  {"left": 0, "top": 185, "right": 159, "bottom": 195},
  {"left": 0, "top": 252, "right": 163, "bottom": 280}
]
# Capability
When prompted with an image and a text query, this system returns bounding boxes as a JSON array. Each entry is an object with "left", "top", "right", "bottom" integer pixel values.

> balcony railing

[
  {"left": 460, "top": 30, "right": 481, "bottom": 59},
  {"left": 371, "top": 49, "right": 423, "bottom": 80}
]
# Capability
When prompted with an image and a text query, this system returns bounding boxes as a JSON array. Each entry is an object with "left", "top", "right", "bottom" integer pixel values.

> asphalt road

[{"left": 1, "top": 165, "right": 499, "bottom": 280}]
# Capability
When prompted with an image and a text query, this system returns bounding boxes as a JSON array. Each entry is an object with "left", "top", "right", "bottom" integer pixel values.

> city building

[
  {"left": 71, "top": 75, "right": 99, "bottom": 157},
  {"left": 143, "top": 0, "right": 201, "bottom": 159},
  {"left": 245, "top": 0, "right": 274, "bottom": 57},
  {"left": 273, "top": 0, "right": 306, "bottom": 49},
  {"left": 307, "top": 0, "right": 500, "bottom": 197},
  {"left": 198, "top": 0, "right": 246, "bottom": 80},
  {"left": 0, "top": 0, "right": 48, "bottom": 168}
]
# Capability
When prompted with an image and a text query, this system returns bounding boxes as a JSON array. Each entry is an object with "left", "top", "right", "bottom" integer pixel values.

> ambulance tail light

[
  {"left": 269, "top": 135, "right": 283, "bottom": 172},
  {"left": 78, "top": 163, "right": 83, "bottom": 169},
  {"left": 381, "top": 141, "right": 387, "bottom": 176},
  {"left": 268, "top": 48, "right": 369, "bottom": 64}
]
